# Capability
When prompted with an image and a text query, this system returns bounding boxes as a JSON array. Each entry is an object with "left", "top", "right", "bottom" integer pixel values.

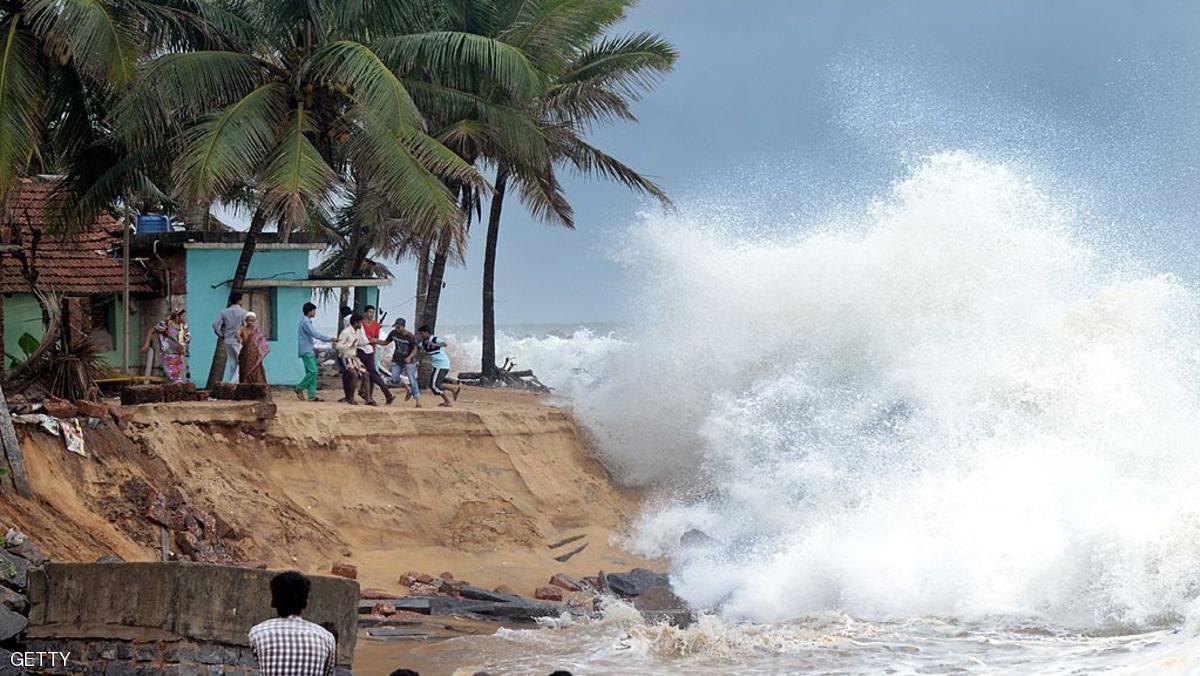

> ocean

[{"left": 384, "top": 152, "right": 1200, "bottom": 674}]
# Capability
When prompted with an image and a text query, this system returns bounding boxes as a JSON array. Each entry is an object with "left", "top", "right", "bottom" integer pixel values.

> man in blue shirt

[
  {"left": 295, "top": 302, "right": 333, "bottom": 401},
  {"left": 417, "top": 325, "right": 461, "bottom": 407}
]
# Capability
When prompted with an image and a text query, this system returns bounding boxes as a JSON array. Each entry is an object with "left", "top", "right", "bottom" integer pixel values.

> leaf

[
  {"left": 18, "top": 332, "right": 40, "bottom": 358},
  {"left": 27, "top": 0, "right": 138, "bottom": 87},
  {"left": 258, "top": 103, "right": 340, "bottom": 235},
  {"left": 305, "top": 40, "right": 424, "bottom": 133},
  {"left": 0, "top": 16, "right": 46, "bottom": 202},
  {"left": 374, "top": 31, "right": 544, "bottom": 99}
]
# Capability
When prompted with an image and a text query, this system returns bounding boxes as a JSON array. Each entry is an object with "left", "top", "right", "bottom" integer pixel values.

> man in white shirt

[
  {"left": 211, "top": 292, "right": 248, "bottom": 382},
  {"left": 249, "top": 571, "right": 335, "bottom": 676}
]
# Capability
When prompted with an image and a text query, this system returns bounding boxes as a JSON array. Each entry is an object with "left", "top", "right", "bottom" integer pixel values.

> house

[
  {"left": 129, "top": 232, "right": 388, "bottom": 386},
  {"left": 1, "top": 177, "right": 154, "bottom": 369}
]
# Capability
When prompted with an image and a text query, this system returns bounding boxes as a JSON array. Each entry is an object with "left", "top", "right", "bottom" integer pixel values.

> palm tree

[
  {"left": 115, "top": 0, "right": 546, "bottom": 385},
  {"left": 475, "top": 2, "right": 677, "bottom": 380}
]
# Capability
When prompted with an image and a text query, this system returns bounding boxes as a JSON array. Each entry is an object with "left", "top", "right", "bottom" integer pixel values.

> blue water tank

[{"left": 136, "top": 214, "right": 169, "bottom": 234}]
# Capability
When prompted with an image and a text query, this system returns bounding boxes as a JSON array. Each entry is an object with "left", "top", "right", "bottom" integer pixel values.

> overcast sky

[{"left": 370, "top": 0, "right": 1200, "bottom": 328}]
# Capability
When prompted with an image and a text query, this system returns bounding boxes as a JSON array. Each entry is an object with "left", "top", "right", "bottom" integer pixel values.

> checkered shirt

[{"left": 249, "top": 615, "right": 336, "bottom": 676}]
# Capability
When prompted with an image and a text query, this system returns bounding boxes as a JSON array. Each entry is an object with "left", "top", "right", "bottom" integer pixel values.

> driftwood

[
  {"left": 0, "top": 385, "right": 32, "bottom": 498},
  {"left": 457, "top": 358, "right": 550, "bottom": 392}
]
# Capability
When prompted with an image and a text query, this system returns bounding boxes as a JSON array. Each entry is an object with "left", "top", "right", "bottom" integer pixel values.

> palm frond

[
  {"left": 27, "top": 0, "right": 138, "bottom": 87},
  {"left": 500, "top": 0, "right": 628, "bottom": 71},
  {"left": 258, "top": 103, "right": 340, "bottom": 236},
  {"left": 559, "top": 32, "right": 677, "bottom": 98},
  {"left": 510, "top": 161, "right": 573, "bottom": 227},
  {"left": 305, "top": 40, "right": 424, "bottom": 132},
  {"left": 558, "top": 133, "right": 670, "bottom": 206},
  {"left": 0, "top": 17, "right": 46, "bottom": 203},
  {"left": 374, "top": 31, "right": 545, "bottom": 98}
]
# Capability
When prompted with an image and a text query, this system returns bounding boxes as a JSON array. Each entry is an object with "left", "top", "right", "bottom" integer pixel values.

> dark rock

[
  {"left": 96, "top": 554, "right": 124, "bottom": 563},
  {"left": 633, "top": 586, "right": 687, "bottom": 611},
  {"left": 0, "top": 549, "right": 30, "bottom": 590},
  {"left": 0, "top": 586, "right": 27, "bottom": 612},
  {"left": 680, "top": 528, "right": 717, "bottom": 548},
  {"left": 120, "top": 385, "right": 164, "bottom": 406},
  {"left": 330, "top": 562, "right": 357, "bottom": 580},
  {"left": 603, "top": 568, "right": 669, "bottom": 598},
  {"left": 533, "top": 586, "right": 563, "bottom": 602},
  {"left": 391, "top": 597, "right": 432, "bottom": 614},
  {"left": 582, "top": 575, "right": 603, "bottom": 592},
  {"left": 458, "top": 585, "right": 519, "bottom": 603},
  {"left": 175, "top": 531, "right": 200, "bottom": 557},
  {"left": 0, "top": 606, "right": 27, "bottom": 641},
  {"left": 6, "top": 539, "right": 48, "bottom": 567},
  {"left": 162, "top": 383, "right": 197, "bottom": 403},
  {"left": 194, "top": 643, "right": 224, "bottom": 664},
  {"left": 549, "top": 573, "right": 582, "bottom": 592},
  {"left": 232, "top": 384, "right": 269, "bottom": 401}
]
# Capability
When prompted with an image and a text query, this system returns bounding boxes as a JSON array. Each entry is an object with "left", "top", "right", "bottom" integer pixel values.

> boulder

[
  {"left": 549, "top": 573, "right": 582, "bottom": 592},
  {"left": 632, "top": 586, "right": 687, "bottom": 611},
  {"left": 603, "top": 568, "right": 669, "bottom": 598},
  {"left": 0, "top": 586, "right": 26, "bottom": 613},
  {"left": 74, "top": 400, "right": 110, "bottom": 420},
  {"left": 398, "top": 571, "right": 434, "bottom": 587},
  {"left": 0, "top": 606, "right": 26, "bottom": 641},
  {"left": 120, "top": 385, "right": 165, "bottom": 406},
  {"left": 330, "top": 563, "right": 358, "bottom": 580},
  {"left": 5, "top": 540, "right": 47, "bottom": 567},
  {"left": 2, "top": 530, "right": 24, "bottom": 548},
  {"left": 533, "top": 586, "right": 563, "bottom": 602},
  {"left": 0, "top": 550, "right": 29, "bottom": 590},
  {"left": 680, "top": 528, "right": 717, "bottom": 548},
  {"left": 41, "top": 398, "right": 77, "bottom": 418}
]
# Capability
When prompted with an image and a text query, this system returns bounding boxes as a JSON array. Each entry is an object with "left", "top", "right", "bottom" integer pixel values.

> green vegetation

[{"left": 0, "top": 0, "right": 675, "bottom": 382}]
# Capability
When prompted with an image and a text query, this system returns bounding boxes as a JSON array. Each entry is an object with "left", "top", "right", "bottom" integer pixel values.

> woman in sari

[
  {"left": 236, "top": 312, "right": 270, "bottom": 384},
  {"left": 155, "top": 308, "right": 190, "bottom": 383}
]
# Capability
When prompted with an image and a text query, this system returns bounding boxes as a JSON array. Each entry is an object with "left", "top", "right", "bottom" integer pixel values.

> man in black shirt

[{"left": 386, "top": 318, "right": 421, "bottom": 407}]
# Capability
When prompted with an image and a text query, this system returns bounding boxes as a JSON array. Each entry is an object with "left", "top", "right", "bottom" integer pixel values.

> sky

[{"left": 369, "top": 0, "right": 1200, "bottom": 328}]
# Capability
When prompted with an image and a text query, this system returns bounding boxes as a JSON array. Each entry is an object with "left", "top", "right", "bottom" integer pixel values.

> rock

[
  {"left": 330, "top": 562, "right": 358, "bottom": 580},
  {"left": 5, "top": 539, "right": 48, "bottom": 567},
  {"left": 0, "top": 586, "right": 27, "bottom": 612},
  {"left": 533, "top": 586, "right": 563, "bottom": 602},
  {"left": 3, "top": 530, "right": 25, "bottom": 548},
  {"left": 549, "top": 573, "right": 582, "bottom": 592},
  {"left": 603, "top": 568, "right": 670, "bottom": 598},
  {"left": 632, "top": 586, "right": 687, "bottom": 611},
  {"left": 371, "top": 603, "right": 397, "bottom": 616},
  {"left": 360, "top": 588, "right": 397, "bottom": 600},
  {"left": 74, "top": 400, "right": 111, "bottom": 420},
  {"left": 435, "top": 578, "right": 465, "bottom": 594},
  {"left": 0, "top": 606, "right": 27, "bottom": 641},
  {"left": 120, "top": 385, "right": 164, "bottom": 406},
  {"left": 174, "top": 531, "right": 201, "bottom": 557},
  {"left": 96, "top": 554, "right": 123, "bottom": 563},
  {"left": 42, "top": 398, "right": 77, "bottom": 418},
  {"left": 0, "top": 550, "right": 30, "bottom": 590},
  {"left": 398, "top": 571, "right": 434, "bottom": 587},
  {"left": 680, "top": 528, "right": 717, "bottom": 548},
  {"left": 438, "top": 571, "right": 455, "bottom": 581},
  {"left": 459, "top": 585, "right": 518, "bottom": 603},
  {"left": 108, "top": 405, "right": 130, "bottom": 429},
  {"left": 582, "top": 575, "right": 603, "bottom": 592},
  {"left": 408, "top": 582, "right": 438, "bottom": 596}
]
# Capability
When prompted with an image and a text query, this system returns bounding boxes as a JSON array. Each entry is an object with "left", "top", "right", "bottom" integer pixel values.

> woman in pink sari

[
  {"left": 235, "top": 312, "right": 270, "bottom": 384},
  {"left": 156, "top": 308, "right": 190, "bottom": 383}
]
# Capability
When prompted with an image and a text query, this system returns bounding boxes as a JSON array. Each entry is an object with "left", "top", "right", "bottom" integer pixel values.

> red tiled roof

[{"left": 1, "top": 178, "right": 153, "bottom": 295}]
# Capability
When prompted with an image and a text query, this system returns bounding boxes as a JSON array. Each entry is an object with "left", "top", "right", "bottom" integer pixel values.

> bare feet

[
  {"left": 294, "top": 389, "right": 305, "bottom": 401},
  {"left": 451, "top": 387, "right": 461, "bottom": 401},
  {"left": 438, "top": 401, "right": 452, "bottom": 407}
]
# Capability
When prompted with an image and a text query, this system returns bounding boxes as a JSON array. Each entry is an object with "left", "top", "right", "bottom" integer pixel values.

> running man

[
  {"left": 386, "top": 318, "right": 421, "bottom": 407},
  {"left": 295, "top": 302, "right": 332, "bottom": 401},
  {"left": 417, "top": 325, "right": 461, "bottom": 407}
]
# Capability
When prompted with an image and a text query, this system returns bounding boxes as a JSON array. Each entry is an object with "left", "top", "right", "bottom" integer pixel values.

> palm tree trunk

[
  {"left": 205, "top": 207, "right": 266, "bottom": 388},
  {"left": 415, "top": 239, "right": 431, "bottom": 323},
  {"left": 481, "top": 167, "right": 509, "bottom": 381},
  {"left": 421, "top": 228, "right": 452, "bottom": 330}
]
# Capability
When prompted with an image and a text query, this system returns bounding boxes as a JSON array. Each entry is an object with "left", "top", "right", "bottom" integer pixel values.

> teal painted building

[{"left": 131, "top": 233, "right": 387, "bottom": 386}]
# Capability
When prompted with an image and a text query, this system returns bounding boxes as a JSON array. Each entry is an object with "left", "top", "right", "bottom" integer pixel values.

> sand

[{"left": 0, "top": 386, "right": 653, "bottom": 596}]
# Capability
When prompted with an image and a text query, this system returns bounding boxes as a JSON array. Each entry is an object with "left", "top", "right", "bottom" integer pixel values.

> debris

[
  {"left": 533, "top": 586, "right": 563, "bottom": 602},
  {"left": 547, "top": 534, "right": 586, "bottom": 550},
  {"left": 603, "top": 569, "right": 670, "bottom": 599},
  {"left": 553, "top": 542, "right": 588, "bottom": 562},
  {"left": 330, "top": 563, "right": 358, "bottom": 580},
  {"left": 549, "top": 573, "right": 582, "bottom": 592}
]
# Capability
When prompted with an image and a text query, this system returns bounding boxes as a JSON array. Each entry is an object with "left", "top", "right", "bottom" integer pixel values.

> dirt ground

[{"left": 0, "top": 385, "right": 653, "bottom": 597}]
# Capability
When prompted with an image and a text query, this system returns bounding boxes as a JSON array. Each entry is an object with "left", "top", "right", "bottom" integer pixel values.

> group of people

[
  {"left": 250, "top": 571, "right": 576, "bottom": 676},
  {"left": 298, "top": 302, "right": 462, "bottom": 407},
  {"left": 213, "top": 291, "right": 272, "bottom": 384}
]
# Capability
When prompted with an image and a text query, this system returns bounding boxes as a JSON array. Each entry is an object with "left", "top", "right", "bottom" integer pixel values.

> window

[{"left": 245, "top": 289, "right": 277, "bottom": 340}]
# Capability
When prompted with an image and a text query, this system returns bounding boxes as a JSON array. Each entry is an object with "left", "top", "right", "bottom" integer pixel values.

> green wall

[{"left": 3, "top": 294, "right": 141, "bottom": 371}]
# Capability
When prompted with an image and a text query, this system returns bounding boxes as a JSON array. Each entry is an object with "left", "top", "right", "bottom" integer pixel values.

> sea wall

[{"left": 23, "top": 563, "right": 358, "bottom": 673}]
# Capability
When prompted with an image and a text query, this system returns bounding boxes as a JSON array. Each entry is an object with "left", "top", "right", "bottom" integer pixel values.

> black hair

[
  {"left": 339, "top": 305, "right": 354, "bottom": 318},
  {"left": 302, "top": 302, "right": 317, "bottom": 315},
  {"left": 270, "top": 571, "right": 310, "bottom": 617},
  {"left": 547, "top": 672, "right": 573, "bottom": 676},
  {"left": 389, "top": 670, "right": 420, "bottom": 676},
  {"left": 417, "top": 324, "right": 431, "bottom": 334},
  {"left": 364, "top": 305, "right": 375, "bottom": 313},
  {"left": 349, "top": 313, "right": 363, "bottom": 327},
  {"left": 229, "top": 291, "right": 243, "bottom": 306}
]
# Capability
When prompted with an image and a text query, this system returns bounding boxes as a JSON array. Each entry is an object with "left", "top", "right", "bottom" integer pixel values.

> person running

[
  {"left": 358, "top": 305, "right": 383, "bottom": 399},
  {"left": 417, "top": 325, "right": 460, "bottom": 407},
  {"left": 356, "top": 312, "right": 393, "bottom": 405},
  {"left": 385, "top": 318, "right": 420, "bottom": 408},
  {"left": 212, "top": 292, "right": 248, "bottom": 382},
  {"left": 249, "top": 571, "right": 336, "bottom": 676},
  {"left": 295, "top": 302, "right": 332, "bottom": 401},
  {"left": 335, "top": 314, "right": 366, "bottom": 405}
]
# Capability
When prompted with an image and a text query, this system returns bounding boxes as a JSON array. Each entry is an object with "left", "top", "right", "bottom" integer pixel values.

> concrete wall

[
  {"left": 26, "top": 562, "right": 358, "bottom": 669},
  {"left": 185, "top": 249, "right": 314, "bottom": 386}
]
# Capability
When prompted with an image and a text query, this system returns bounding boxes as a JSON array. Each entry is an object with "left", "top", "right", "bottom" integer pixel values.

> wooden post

[
  {"left": 0, "top": 385, "right": 32, "bottom": 498},
  {"left": 121, "top": 214, "right": 131, "bottom": 375}
]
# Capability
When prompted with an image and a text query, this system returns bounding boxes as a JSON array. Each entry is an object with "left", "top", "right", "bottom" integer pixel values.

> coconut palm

[
  {"left": 475, "top": 1, "right": 677, "bottom": 380},
  {"left": 114, "top": 0, "right": 548, "bottom": 385}
]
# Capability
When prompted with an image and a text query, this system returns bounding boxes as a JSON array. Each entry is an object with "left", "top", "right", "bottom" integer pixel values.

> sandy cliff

[{"left": 0, "top": 389, "right": 650, "bottom": 593}]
